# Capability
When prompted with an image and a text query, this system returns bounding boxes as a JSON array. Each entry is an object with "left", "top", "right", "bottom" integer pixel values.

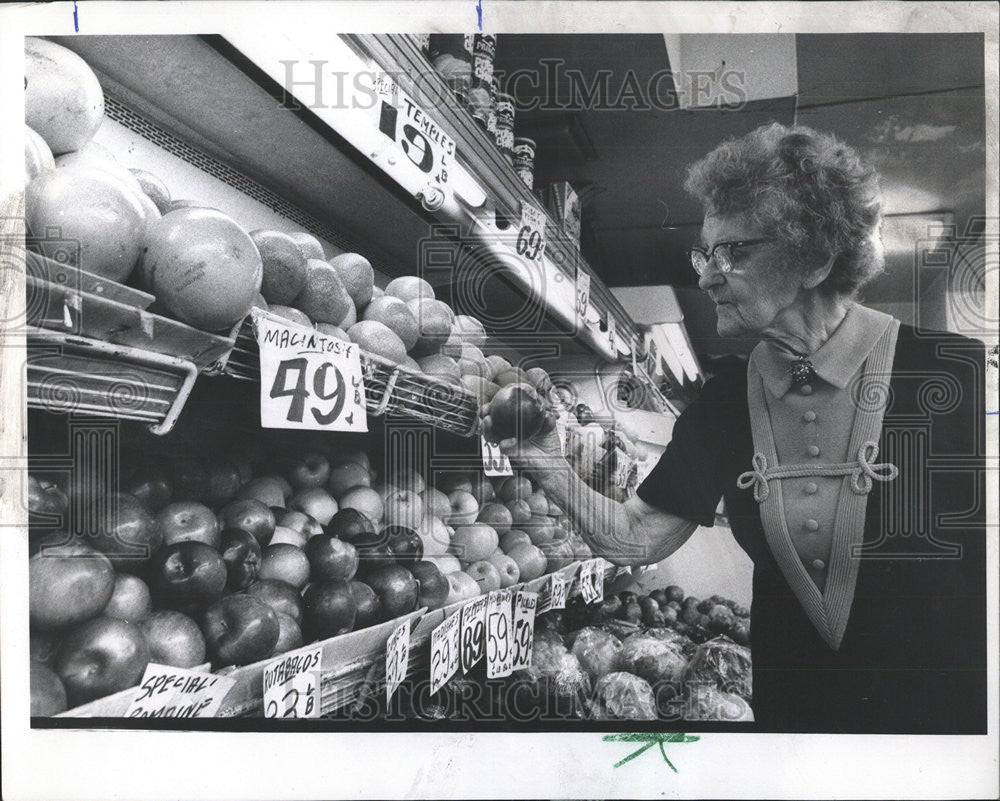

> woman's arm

[{"left": 484, "top": 418, "right": 699, "bottom": 567}]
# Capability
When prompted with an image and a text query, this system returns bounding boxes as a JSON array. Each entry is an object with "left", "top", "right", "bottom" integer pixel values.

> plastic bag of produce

[
  {"left": 591, "top": 672, "right": 657, "bottom": 720},
  {"left": 570, "top": 627, "right": 623, "bottom": 680},
  {"left": 619, "top": 632, "right": 688, "bottom": 686},
  {"left": 512, "top": 633, "right": 591, "bottom": 719},
  {"left": 684, "top": 683, "right": 754, "bottom": 722},
  {"left": 683, "top": 635, "right": 752, "bottom": 701}
]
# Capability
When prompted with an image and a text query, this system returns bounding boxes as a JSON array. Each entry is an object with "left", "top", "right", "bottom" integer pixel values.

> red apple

[
  {"left": 364, "top": 564, "right": 418, "bottom": 619},
  {"left": 27, "top": 475, "right": 69, "bottom": 529},
  {"left": 385, "top": 525, "right": 424, "bottom": 564},
  {"left": 277, "top": 510, "right": 324, "bottom": 540},
  {"left": 488, "top": 551, "right": 520, "bottom": 587},
  {"left": 504, "top": 498, "right": 532, "bottom": 526},
  {"left": 139, "top": 610, "right": 207, "bottom": 668},
  {"left": 383, "top": 490, "right": 424, "bottom": 529},
  {"left": 420, "top": 487, "right": 451, "bottom": 520},
  {"left": 270, "top": 612, "right": 304, "bottom": 656},
  {"left": 469, "top": 474, "right": 496, "bottom": 505},
  {"left": 338, "top": 486, "right": 383, "bottom": 524},
  {"left": 500, "top": 476, "right": 533, "bottom": 502},
  {"left": 237, "top": 476, "right": 287, "bottom": 508},
  {"left": 506, "top": 542, "right": 547, "bottom": 582},
  {"left": 157, "top": 501, "right": 220, "bottom": 550},
  {"left": 287, "top": 487, "right": 338, "bottom": 526},
  {"left": 218, "top": 499, "right": 276, "bottom": 546},
  {"left": 328, "top": 461, "right": 371, "bottom": 498},
  {"left": 29, "top": 541, "right": 114, "bottom": 630},
  {"left": 354, "top": 529, "right": 396, "bottom": 575},
  {"left": 122, "top": 466, "right": 172, "bottom": 513},
  {"left": 302, "top": 580, "right": 357, "bottom": 639},
  {"left": 54, "top": 617, "right": 150, "bottom": 706},
  {"left": 304, "top": 533, "right": 359, "bottom": 581},
  {"left": 409, "top": 560, "right": 449, "bottom": 611},
  {"left": 466, "top": 560, "right": 502, "bottom": 593},
  {"left": 477, "top": 502, "right": 513, "bottom": 532},
  {"left": 30, "top": 630, "right": 62, "bottom": 666},
  {"left": 447, "top": 490, "right": 479, "bottom": 525},
  {"left": 501, "top": 529, "right": 532, "bottom": 553},
  {"left": 259, "top": 543, "right": 310, "bottom": 589},
  {"left": 449, "top": 523, "right": 499, "bottom": 563},
  {"left": 286, "top": 452, "right": 331, "bottom": 490},
  {"left": 204, "top": 460, "right": 243, "bottom": 507},
  {"left": 202, "top": 595, "right": 280, "bottom": 667},
  {"left": 170, "top": 457, "right": 209, "bottom": 502},
  {"left": 220, "top": 528, "right": 262, "bottom": 591},
  {"left": 246, "top": 578, "right": 303, "bottom": 623},
  {"left": 327, "top": 508, "right": 376, "bottom": 543},
  {"left": 348, "top": 580, "right": 382, "bottom": 629},
  {"left": 149, "top": 541, "right": 227, "bottom": 613},
  {"left": 31, "top": 665, "right": 67, "bottom": 716},
  {"left": 90, "top": 492, "right": 163, "bottom": 573},
  {"left": 104, "top": 573, "right": 152, "bottom": 622}
]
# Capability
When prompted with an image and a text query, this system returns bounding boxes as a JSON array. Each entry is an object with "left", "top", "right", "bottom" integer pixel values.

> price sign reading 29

[{"left": 253, "top": 311, "right": 368, "bottom": 433}]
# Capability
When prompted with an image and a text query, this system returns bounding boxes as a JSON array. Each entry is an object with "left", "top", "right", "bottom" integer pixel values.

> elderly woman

[{"left": 486, "top": 123, "right": 986, "bottom": 732}]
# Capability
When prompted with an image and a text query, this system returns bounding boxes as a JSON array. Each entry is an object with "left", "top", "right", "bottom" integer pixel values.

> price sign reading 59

[{"left": 253, "top": 311, "right": 368, "bottom": 432}]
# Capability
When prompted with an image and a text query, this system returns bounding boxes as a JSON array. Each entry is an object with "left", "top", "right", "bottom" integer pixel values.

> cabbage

[
  {"left": 570, "top": 627, "right": 623, "bottom": 680},
  {"left": 684, "top": 684, "right": 754, "bottom": 721},
  {"left": 619, "top": 633, "right": 688, "bottom": 686},
  {"left": 682, "top": 635, "right": 752, "bottom": 701},
  {"left": 512, "top": 634, "right": 592, "bottom": 720},
  {"left": 591, "top": 672, "right": 657, "bottom": 720}
]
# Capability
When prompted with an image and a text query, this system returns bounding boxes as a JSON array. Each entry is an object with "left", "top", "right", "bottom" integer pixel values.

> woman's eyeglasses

[{"left": 687, "top": 238, "right": 775, "bottom": 275}]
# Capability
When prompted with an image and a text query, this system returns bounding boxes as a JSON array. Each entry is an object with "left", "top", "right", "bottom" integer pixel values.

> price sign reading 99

[{"left": 253, "top": 311, "right": 368, "bottom": 432}]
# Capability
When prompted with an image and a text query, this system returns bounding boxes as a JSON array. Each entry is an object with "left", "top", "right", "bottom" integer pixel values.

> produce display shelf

[
  {"left": 222, "top": 315, "right": 482, "bottom": 438},
  {"left": 26, "top": 329, "right": 199, "bottom": 435}
]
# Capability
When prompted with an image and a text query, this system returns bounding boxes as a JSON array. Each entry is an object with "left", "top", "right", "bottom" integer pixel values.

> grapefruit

[
  {"left": 130, "top": 169, "right": 172, "bottom": 214},
  {"left": 361, "top": 296, "right": 419, "bottom": 351},
  {"left": 406, "top": 297, "right": 454, "bottom": 353},
  {"left": 293, "top": 259, "right": 353, "bottom": 326},
  {"left": 25, "top": 37, "right": 105, "bottom": 155},
  {"left": 24, "top": 125, "right": 55, "bottom": 182},
  {"left": 53, "top": 142, "right": 145, "bottom": 199},
  {"left": 315, "top": 322, "right": 348, "bottom": 340},
  {"left": 347, "top": 320, "right": 407, "bottom": 364},
  {"left": 288, "top": 231, "right": 326, "bottom": 261},
  {"left": 268, "top": 305, "right": 313, "bottom": 328},
  {"left": 416, "top": 354, "right": 462, "bottom": 383},
  {"left": 453, "top": 315, "right": 488, "bottom": 348},
  {"left": 329, "top": 253, "right": 375, "bottom": 310},
  {"left": 140, "top": 208, "right": 263, "bottom": 330},
  {"left": 26, "top": 165, "right": 146, "bottom": 282},
  {"left": 386, "top": 275, "right": 434, "bottom": 302},
  {"left": 399, "top": 355, "right": 421, "bottom": 372},
  {"left": 250, "top": 230, "right": 307, "bottom": 305}
]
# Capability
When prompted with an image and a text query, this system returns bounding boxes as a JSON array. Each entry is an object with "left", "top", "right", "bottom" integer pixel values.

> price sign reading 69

[
  {"left": 253, "top": 311, "right": 368, "bottom": 432},
  {"left": 517, "top": 202, "right": 547, "bottom": 263}
]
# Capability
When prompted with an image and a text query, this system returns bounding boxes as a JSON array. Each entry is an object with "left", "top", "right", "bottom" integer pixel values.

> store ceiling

[{"left": 497, "top": 33, "right": 986, "bottom": 355}]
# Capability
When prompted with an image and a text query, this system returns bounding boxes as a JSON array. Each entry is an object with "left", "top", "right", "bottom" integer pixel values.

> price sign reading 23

[{"left": 253, "top": 311, "right": 368, "bottom": 432}]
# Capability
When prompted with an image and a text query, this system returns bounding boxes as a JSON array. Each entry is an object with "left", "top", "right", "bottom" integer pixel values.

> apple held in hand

[
  {"left": 287, "top": 451, "right": 331, "bottom": 490},
  {"left": 220, "top": 528, "right": 262, "bottom": 591},
  {"left": 30, "top": 540, "right": 115, "bottom": 630},
  {"left": 140, "top": 610, "right": 207, "bottom": 668},
  {"left": 54, "top": 617, "right": 151, "bottom": 706},
  {"left": 157, "top": 501, "right": 220, "bottom": 550},
  {"left": 202, "top": 595, "right": 280, "bottom": 667},
  {"left": 304, "top": 533, "right": 359, "bottom": 582},
  {"left": 103, "top": 574, "right": 152, "bottom": 623},
  {"left": 149, "top": 541, "right": 227, "bottom": 613},
  {"left": 218, "top": 499, "right": 276, "bottom": 546},
  {"left": 449, "top": 523, "right": 498, "bottom": 563},
  {"left": 364, "top": 564, "right": 418, "bottom": 620},
  {"left": 302, "top": 580, "right": 357, "bottom": 640},
  {"left": 485, "top": 383, "right": 546, "bottom": 442},
  {"left": 488, "top": 551, "right": 520, "bottom": 588},
  {"left": 408, "top": 560, "right": 449, "bottom": 611},
  {"left": 246, "top": 578, "right": 303, "bottom": 624},
  {"left": 466, "top": 560, "right": 502, "bottom": 593}
]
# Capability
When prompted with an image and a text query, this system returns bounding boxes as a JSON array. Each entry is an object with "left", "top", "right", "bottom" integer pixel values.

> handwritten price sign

[
  {"left": 538, "top": 572, "right": 568, "bottom": 613},
  {"left": 126, "top": 664, "right": 235, "bottom": 718},
  {"left": 517, "top": 202, "right": 546, "bottom": 263},
  {"left": 575, "top": 268, "right": 591, "bottom": 325},
  {"left": 460, "top": 595, "right": 489, "bottom": 673},
  {"left": 385, "top": 619, "right": 411, "bottom": 704},
  {"left": 511, "top": 591, "right": 538, "bottom": 672},
  {"left": 481, "top": 436, "right": 513, "bottom": 476},
  {"left": 262, "top": 646, "right": 322, "bottom": 719},
  {"left": 429, "top": 612, "right": 461, "bottom": 695},
  {"left": 579, "top": 558, "right": 605, "bottom": 604},
  {"left": 253, "top": 310, "right": 367, "bottom": 432},
  {"left": 486, "top": 589, "right": 515, "bottom": 678}
]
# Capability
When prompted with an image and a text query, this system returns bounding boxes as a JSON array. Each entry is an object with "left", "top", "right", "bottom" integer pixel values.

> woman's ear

[{"left": 802, "top": 254, "right": 836, "bottom": 290}]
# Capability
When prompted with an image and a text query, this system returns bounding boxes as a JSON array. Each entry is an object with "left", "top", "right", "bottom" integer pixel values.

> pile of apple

[{"left": 27, "top": 437, "right": 595, "bottom": 715}]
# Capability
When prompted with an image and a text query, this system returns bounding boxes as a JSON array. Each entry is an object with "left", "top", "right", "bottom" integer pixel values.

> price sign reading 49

[{"left": 253, "top": 311, "right": 367, "bottom": 432}]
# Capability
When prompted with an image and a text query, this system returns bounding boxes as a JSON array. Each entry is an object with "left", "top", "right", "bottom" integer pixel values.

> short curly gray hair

[{"left": 684, "top": 122, "right": 885, "bottom": 296}]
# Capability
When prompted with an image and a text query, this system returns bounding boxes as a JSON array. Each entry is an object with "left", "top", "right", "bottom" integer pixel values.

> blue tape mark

[
  {"left": 476, "top": 0, "right": 483, "bottom": 31},
  {"left": 73, "top": 1, "right": 79, "bottom": 32}
]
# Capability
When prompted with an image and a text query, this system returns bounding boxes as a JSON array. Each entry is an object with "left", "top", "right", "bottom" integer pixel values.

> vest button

[
  {"left": 803, "top": 410, "right": 817, "bottom": 422},
  {"left": 807, "top": 445, "right": 821, "bottom": 457},
  {"left": 804, "top": 519, "right": 819, "bottom": 532},
  {"left": 800, "top": 384, "right": 813, "bottom": 395},
  {"left": 804, "top": 482, "right": 818, "bottom": 495},
  {"left": 811, "top": 559, "right": 826, "bottom": 571}
]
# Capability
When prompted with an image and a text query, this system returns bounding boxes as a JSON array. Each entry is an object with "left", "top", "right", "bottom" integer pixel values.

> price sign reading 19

[
  {"left": 373, "top": 76, "right": 455, "bottom": 188},
  {"left": 517, "top": 202, "right": 547, "bottom": 263},
  {"left": 254, "top": 312, "right": 367, "bottom": 433}
]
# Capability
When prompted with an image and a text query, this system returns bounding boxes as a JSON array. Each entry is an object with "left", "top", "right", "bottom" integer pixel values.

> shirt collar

[{"left": 751, "top": 304, "right": 896, "bottom": 398}]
